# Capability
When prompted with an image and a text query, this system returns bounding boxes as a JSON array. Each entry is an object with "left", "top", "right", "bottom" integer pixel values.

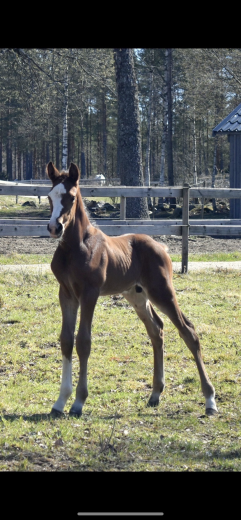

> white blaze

[{"left": 48, "top": 183, "right": 66, "bottom": 228}]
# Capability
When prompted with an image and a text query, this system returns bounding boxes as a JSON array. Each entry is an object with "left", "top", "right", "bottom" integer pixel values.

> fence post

[
  {"left": 201, "top": 180, "right": 205, "bottom": 219},
  {"left": 120, "top": 196, "right": 126, "bottom": 220},
  {"left": 182, "top": 184, "right": 190, "bottom": 273}
]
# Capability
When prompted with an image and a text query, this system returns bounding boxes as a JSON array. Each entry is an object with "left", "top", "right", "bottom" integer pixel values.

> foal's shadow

[
  {"left": 0, "top": 411, "right": 65, "bottom": 422},
  {"left": 0, "top": 410, "right": 125, "bottom": 422},
  {"left": 0, "top": 411, "right": 124, "bottom": 422}
]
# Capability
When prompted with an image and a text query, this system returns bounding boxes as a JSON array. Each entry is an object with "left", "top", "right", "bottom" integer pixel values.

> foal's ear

[
  {"left": 47, "top": 162, "right": 60, "bottom": 183},
  {"left": 69, "top": 163, "right": 80, "bottom": 185}
]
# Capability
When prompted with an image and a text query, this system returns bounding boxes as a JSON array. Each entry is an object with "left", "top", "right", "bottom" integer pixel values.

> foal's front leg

[
  {"left": 51, "top": 287, "right": 79, "bottom": 415},
  {"left": 69, "top": 286, "right": 99, "bottom": 417}
]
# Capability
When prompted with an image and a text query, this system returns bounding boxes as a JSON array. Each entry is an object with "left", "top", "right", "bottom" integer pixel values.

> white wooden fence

[{"left": 0, "top": 182, "right": 241, "bottom": 273}]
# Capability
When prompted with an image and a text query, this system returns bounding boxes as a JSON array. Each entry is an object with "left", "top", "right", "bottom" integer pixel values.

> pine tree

[{"left": 113, "top": 48, "right": 149, "bottom": 219}]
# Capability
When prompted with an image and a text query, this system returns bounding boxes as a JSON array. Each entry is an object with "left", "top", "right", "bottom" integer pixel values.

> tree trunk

[
  {"left": 41, "top": 140, "right": 45, "bottom": 177},
  {"left": 62, "top": 70, "right": 68, "bottom": 171},
  {"left": 68, "top": 130, "right": 74, "bottom": 164},
  {"left": 86, "top": 111, "right": 89, "bottom": 178},
  {"left": 80, "top": 116, "right": 86, "bottom": 178},
  {"left": 166, "top": 48, "right": 176, "bottom": 208},
  {"left": 193, "top": 104, "right": 197, "bottom": 185},
  {"left": 25, "top": 151, "right": 32, "bottom": 180},
  {"left": 0, "top": 114, "right": 2, "bottom": 175},
  {"left": 6, "top": 138, "right": 12, "bottom": 180},
  {"left": 6, "top": 101, "right": 12, "bottom": 180},
  {"left": 212, "top": 137, "right": 217, "bottom": 212},
  {"left": 144, "top": 70, "right": 153, "bottom": 187},
  {"left": 145, "top": 69, "right": 153, "bottom": 209},
  {"left": 114, "top": 48, "right": 149, "bottom": 219},
  {"left": 202, "top": 118, "right": 209, "bottom": 177},
  {"left": 159, "top": 104, "right": 167, "bottom": 187},
  {"left": 17, "top": 150, "right": 22, "bottom": 180},
  {"left": 33, "top": 143, "right": 37, "bottom": 179},
  {"left": 89, "top": 105, "right": 92, "bottom": 177},
  {"left": 97, "top": 121, "right": 101, "bottom": 174},
  {"left": 102, "top": 91, "right": 107, "bottom": 177},
  {"left": 55, "top": 124, "right": 60, "bottom": 170},
  {"left": 159, "top": 50, "right": 168, "bottom": 205}
]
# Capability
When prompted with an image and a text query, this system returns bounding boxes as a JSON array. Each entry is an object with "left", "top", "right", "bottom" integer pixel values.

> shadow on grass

[
  {"left": 0, "top": 411, "right": 123, "bottom": 423},
  {"left": 195, "top": 448, "right": 241, "bottom": 461},
  {"left": 0, "top": 412, "right": 64, "bottom": 422}
]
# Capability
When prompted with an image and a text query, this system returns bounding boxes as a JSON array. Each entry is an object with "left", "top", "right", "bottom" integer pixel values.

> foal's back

[{"left": 77, "top": 227, "right": 173, "bottom": 296}]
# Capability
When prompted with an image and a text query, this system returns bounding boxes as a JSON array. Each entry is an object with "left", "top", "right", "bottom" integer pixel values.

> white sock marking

[
  {"left": 53, "top": 355, "right": 72, "bottom": 412},
  {"left": 206, "top": 395, "right": 218, "bottom": 411}
]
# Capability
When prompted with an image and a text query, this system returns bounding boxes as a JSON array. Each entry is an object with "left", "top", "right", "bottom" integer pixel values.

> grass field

[
  {"left": 0, "top": 195, "right": 50, "bottom": 219},
  {"left": 0, "top": 268, "right": 240, "bottom": 472},
  {"left": 0, "top": 250, "right": 241, "bottom": 266},
  {"left": 0, "top": 193, "right": 241, "bottom": 474},
  {"left": 0, "top": 194, "right": 113, "bottom": 219}
]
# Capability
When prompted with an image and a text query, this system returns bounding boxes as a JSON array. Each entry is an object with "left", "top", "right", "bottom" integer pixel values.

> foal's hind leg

[
  {"left": 51, "top": 287, "right": 79, "bottom": 415},
  {"left": 124, "top": 285, "right": 165, "bottom": 407},
  {"left": 147, "top": 283, "right": 218, "bottom": 415}
]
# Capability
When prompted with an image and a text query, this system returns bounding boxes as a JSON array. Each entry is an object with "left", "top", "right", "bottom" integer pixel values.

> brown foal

[{"left": 47, "top": 161, "right": 217, "bottom": 417}]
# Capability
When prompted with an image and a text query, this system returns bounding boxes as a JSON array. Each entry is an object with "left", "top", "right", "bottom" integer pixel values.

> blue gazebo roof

[{"left": 212, "top": 103, "right": 241, "bottom": 135}]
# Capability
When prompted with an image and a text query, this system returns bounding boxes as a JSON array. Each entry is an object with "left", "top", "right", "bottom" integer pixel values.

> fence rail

[
  {"left": 1, "top": 183, "right": 241, "bottom": 198},
  {"left": 0, "top": 183, "right": 241, "bottom": 273}
]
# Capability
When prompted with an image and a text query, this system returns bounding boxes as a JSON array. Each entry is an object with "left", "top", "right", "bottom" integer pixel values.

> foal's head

[{"left": 47, "top": 162, "right": 80, "bottom": 239}]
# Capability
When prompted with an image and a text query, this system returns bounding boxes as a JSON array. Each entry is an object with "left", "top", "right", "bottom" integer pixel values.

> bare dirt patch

[
  {"left": 0, "top": 234, "right": 240, "bottom": 256},
  {"left": 156, "top": 235, "right": 241, "bottom": 256},
  {"left": 0, "top": 236, "right": 58, "bottom": 255}
]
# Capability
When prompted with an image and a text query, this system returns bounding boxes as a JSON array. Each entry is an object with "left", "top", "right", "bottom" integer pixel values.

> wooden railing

[{"left": 0, "top": 182, "right": 241, "bottom": 273}]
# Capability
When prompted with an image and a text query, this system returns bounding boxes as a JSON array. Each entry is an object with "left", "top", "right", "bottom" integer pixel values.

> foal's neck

[
  {"left": 60, "top": 188, "right": 91, "bottom": 249},
  {"left": 76, "top": 189, "right": 90, "bottom": 224}
]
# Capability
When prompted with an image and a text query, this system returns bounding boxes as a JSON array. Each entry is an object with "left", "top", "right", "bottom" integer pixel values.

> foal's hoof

[
  {"left": 69, "top": 406, "right": 82, "bottom": 418},
  {"left": 50, "top": 407, "right": 64, "bottom": 418},
  {"left": 205, "top": 407, "right": 218, "bottom": 416},
  {"left": 147, "top": 396, "right": 160, "bottom": 407}
]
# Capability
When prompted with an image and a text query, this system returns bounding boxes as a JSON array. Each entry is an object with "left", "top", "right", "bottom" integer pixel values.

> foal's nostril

[
  {"left": 56, "top": 222, "right": 63, "bottom": 235},
  {"left": 47, "top": 222, "right": 63, "bottom": 236}
]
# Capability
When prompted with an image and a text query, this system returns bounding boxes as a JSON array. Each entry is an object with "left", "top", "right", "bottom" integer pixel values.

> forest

[{"left": 0, "top": 48, "right": 241, "bottom": 187}]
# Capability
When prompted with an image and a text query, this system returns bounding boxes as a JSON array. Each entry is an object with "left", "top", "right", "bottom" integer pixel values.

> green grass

[
  {"left": 171, "top": 251, "right": 241, "bottom": 262},
  {"left": 0, "top": 250, "right": 241, "bottom": 266},
  {"left": 0, "top": 253, "right": 52, "bottom": 265},
  {"left": 0, "top": 269, "right": 241, "bottom": 471},
  {"left": 0, "top": 195, "right": 115, "bottom": 219},
  {"left": 0, "top": 195, "right": 50, "bottom": 219}
]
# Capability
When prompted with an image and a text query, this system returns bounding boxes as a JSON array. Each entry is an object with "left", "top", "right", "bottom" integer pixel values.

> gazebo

[{"left": 212, "top": 103, "right": 241, "bottom": 218}]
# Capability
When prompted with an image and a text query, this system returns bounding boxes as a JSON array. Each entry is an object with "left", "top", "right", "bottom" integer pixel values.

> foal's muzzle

[{"left": 47, "top": 222, "right": 63, "bottom": 238}]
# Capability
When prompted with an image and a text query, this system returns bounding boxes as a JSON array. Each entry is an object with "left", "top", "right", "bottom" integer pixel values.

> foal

[{"left": 47, "top": 161, "right": 217, "bottom": 417}]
